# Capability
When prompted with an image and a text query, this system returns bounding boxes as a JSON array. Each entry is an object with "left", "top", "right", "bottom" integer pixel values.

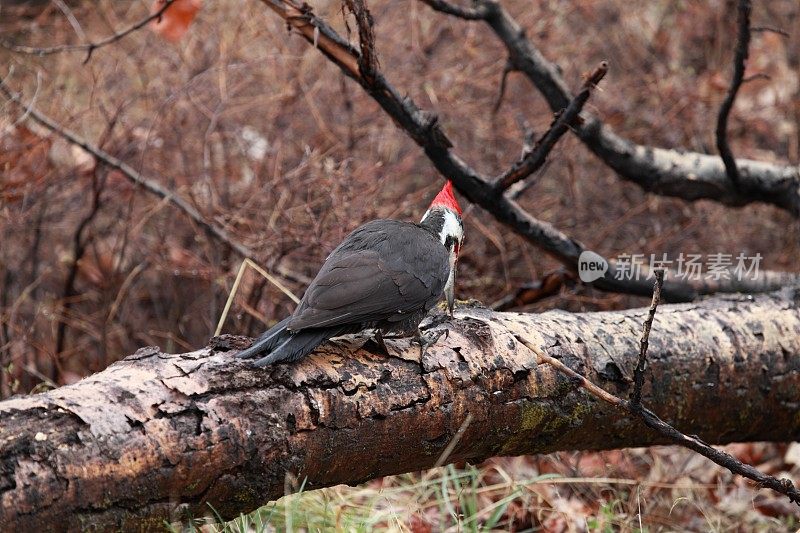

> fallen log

[{"left": 2, "top": 289, "right": 800, "bottom": 529}]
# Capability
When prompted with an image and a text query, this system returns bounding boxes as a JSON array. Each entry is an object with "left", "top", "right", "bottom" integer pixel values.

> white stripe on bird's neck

[{"left": 421, "top": 207, "right": 463, "bottom": 246}]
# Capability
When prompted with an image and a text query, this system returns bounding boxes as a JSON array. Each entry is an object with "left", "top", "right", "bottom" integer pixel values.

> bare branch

[
  {"left": 257, "top": 0, "right": 799, "bottom": 303},
  {"left": 520, "top": 337, "right": 626, "bottom": 407},
  {"left": 631, "top": 269, "right": 663, "bottom": 409},
  {"left": 0, "top": 80, "right": 256, "bottom": 263},
  {"left": 495, "top": 61, "right": 607, "bottom": 191},
  {"left": 54, "top": 170, "right": 106, "bottom": 383},
  {"left": 260, "top": 0, "right": 361, "bottom": 77},
  {"left": 1, "top": 0, "right": 177, "bottom": 64},
  {"left": 420, "top": 0, "right": 800, "bottom": 215},
  {"left": 751, "top": 25, "right": 790, "bottom": 38},
  {"left": 715, "top": 0, "right": 752, "bottom": 188},
  {"left": 492, "top": 60, "right": 515, "bottom": 113}
]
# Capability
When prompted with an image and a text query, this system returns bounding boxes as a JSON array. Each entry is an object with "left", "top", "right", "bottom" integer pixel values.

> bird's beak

[{"left": 445, "top": 271, "right": 456, "bottom": 317}]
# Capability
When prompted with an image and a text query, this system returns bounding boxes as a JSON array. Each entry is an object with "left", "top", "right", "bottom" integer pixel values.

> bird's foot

[
  {"left": 375, "top": 329, "right": 391, "bottom": 355},
  {"left": 365, "top": 329, "right": 392, "bottom": 356},
  {"left": 420, "top": 313, "right": 453, "bottom": 342},
  {"left": 413, "top": 328, "right": 446, "bottom": 359},
  {"left": 420, "top": 313, "right": 451, "bottom": 332}
]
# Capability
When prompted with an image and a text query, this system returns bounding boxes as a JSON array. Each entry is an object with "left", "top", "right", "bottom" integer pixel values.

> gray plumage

[{"left": 237, "top": 218, "right": 450, "bottom": 366}]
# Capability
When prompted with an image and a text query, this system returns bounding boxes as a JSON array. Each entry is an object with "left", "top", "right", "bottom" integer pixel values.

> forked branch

[
  {"left": 495, "top": 61, "right": 607, "bottom": 191},
  {"left": 257, "top": 0, "right": 799, "bottom": 302},
  {"left": 420, "top": 0, "right": 800, "bottom": 215},
  {"left": 1, "top": 0, "right": 177, "bottom": 63}
]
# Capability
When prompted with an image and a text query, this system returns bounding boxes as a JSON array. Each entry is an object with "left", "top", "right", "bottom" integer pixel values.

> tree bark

[{"left": 2, "top": 289, "right": 800, "bottom": 530}]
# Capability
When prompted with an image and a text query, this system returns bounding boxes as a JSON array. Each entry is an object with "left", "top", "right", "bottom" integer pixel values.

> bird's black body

[{"left": 237, "top": 218, "right": 451, "bottom": 366}]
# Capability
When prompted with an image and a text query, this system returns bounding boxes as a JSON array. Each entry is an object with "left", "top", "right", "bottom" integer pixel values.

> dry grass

[
  {"left": 2, "top": 0, "right": 800, "bottom": 529},
  {"left": 188, "top": 446, "right": 800, "bottom": 531}
]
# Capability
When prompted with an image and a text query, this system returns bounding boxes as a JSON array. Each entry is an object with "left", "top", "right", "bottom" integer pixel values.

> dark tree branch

[
  {"left": 492, "top": 60, "right": 515, "bottom": 113},
  {"left": 1, "top": 0, "right": 176, "bottom": 63},
  {"left": 631, "top": 269, "right": 663, "bottom": 409},
  {"left": 715, "top": 0, "right": 752, "bottom": 188},
  {"left": 257, "top": 0, "right": 799, "bottom": 303},
  {"left": 54, "top": 171, "right": 106, "bottom": 382},
  {"left": 53, "top": 110, "right": 124, "bottom": 381},
  {"left": 420, "top": 0, "right": 800, "bottom": 215},
  {"left": 495, "top": 61, "right": 607, "bottom": 191},
  {"left": 614, "top": 273, "right": 798, "bottom": 507}
]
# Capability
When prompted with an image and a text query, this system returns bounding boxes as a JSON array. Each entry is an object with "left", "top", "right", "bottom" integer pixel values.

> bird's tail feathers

[
  {"left": 236, "top": 317, "right": 292, "bottom": 361},
  {"left": 251, "top": 326, "right": 346, "bottom": 367},
  {"left": 237, "top": 317, "right": 347, "bottom": 367}
]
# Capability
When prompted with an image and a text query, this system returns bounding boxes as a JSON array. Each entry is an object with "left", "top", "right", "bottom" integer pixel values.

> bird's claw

[
  {"left": 414, "top": 328, "right": 446, "bottom": 359},
  {"left": 373, "top": 329, "right": 391, "bottom": 355},
  {"left": 420, "top": 313, "right": 451, "bottom": 331}
]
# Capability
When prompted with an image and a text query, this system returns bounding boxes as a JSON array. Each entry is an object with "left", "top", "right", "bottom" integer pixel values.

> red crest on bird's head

[{"left": 429, "top": 181, "right": 462, "bottom": 215}]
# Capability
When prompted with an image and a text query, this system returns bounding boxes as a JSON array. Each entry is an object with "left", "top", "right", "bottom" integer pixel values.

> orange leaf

[
  {"left": 150, "top": 0, "right": 202, "bottom": 42},
  {"left": 407, "top": 514, "right": 432, "bottom": 533}
]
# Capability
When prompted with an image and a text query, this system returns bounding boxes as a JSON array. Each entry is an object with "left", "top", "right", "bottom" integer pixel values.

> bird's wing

[{"left": 286, "top": 224, "right": 449, "bottom": 330}]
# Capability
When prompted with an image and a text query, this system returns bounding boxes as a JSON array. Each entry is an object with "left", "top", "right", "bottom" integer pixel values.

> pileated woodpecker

[{"left": 237, "top": 181, "right": 464, "bottom": 367}]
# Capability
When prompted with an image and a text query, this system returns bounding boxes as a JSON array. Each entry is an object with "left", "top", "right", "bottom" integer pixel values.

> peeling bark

[
  {"left": 579, "top": 122, "right": 800, "bottom": 214},
  {"left": 2, "top": 290, "right": 800, "bottom": 529}
]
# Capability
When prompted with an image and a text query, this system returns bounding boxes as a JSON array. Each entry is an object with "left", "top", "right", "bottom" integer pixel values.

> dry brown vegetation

[{"left": 1, "top": 0, "right": 799, "bottom": 529}]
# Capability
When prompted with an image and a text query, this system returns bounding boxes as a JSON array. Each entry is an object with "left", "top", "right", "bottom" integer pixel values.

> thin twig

[
  {"left": 1, "top": 0, "right": 177, "bottom": 64},
  {"left": 216, "top": 260, "right": 251, "bottom": 337},
  {"left": 106, "top": 261, "right": 149, "bottom": 326},
  {"left": 495, "top": 61, "right": 607, "bottom": 191},
  {"left": 742, "top": 72, "right": 770, "bottom": 83},
  {"left": 523, "top": 340, "right": 623, "bottom": 406},
  {"left": 631, "top": 269, "right": 664, "bottom": 409},
  {"left": 53, "top": 0, "right": 89, "bottom": 42},
  {"left": 54, "top": 170, "right": 106, "bottom": 383},
  {"left": 751, "top": 25, "right": 790, "bottom": 38},
  {"left": 215, "top": 258, "right": 300, "bottom": 336},
  {"left": 517, "top": 335, "right": 800, "bottom": 506},
  {"left": 0, "top": 80, "right": 255, "bottom": 262},
  {"left": 715, "top": 0, "right": 752, "bottom": 189},
  {"left": 433, "top": 413, "right": 474, "bottom": 468},
  {"left": 343, "top": 0, "right": 379, "bottom": 80},
  {"left": 492, "top": 60, "right": 515, "bottom": 113}
]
